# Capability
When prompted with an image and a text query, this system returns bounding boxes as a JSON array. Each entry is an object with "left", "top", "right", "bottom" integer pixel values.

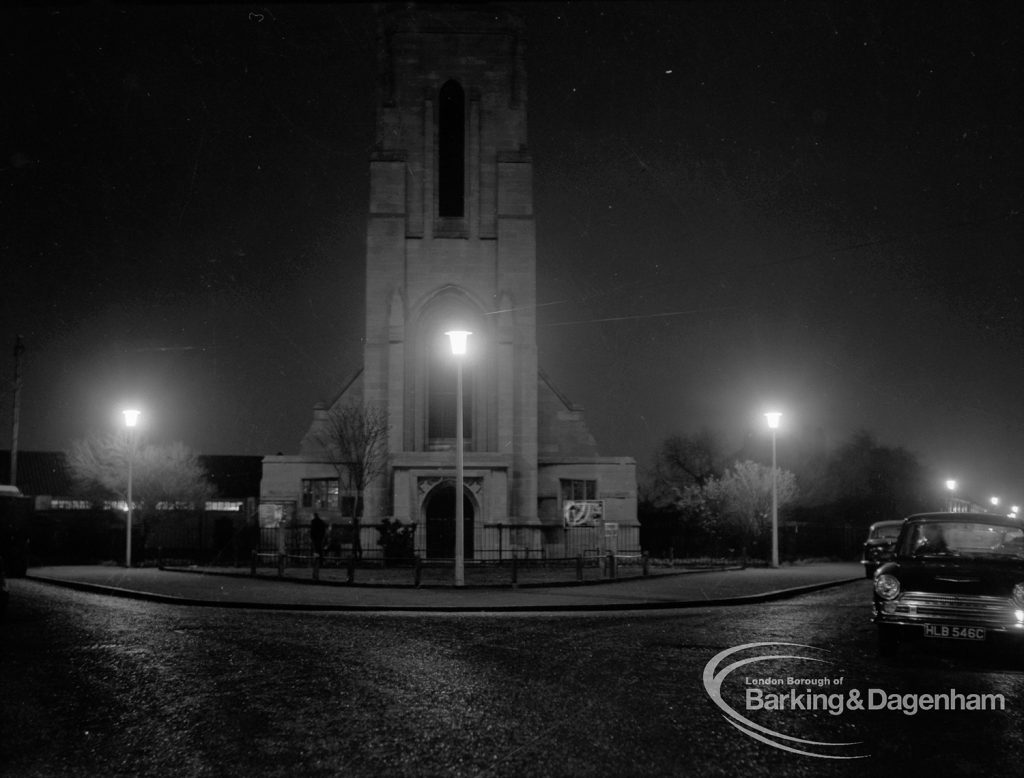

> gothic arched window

[
  {"left": 438, "top": 80, "right": 465, "bottom": 217},
  {"left": 427, "top": 334, "right": 473, "bottom": 443}
]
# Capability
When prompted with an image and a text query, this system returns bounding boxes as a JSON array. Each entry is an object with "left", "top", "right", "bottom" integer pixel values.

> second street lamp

[
  {"left": 446, "top": 330, "right": 471, "bottom": 587},
  {"left": 765, "top": 412, "right": 781, "bottom": 569},
  {"left": 123, "top": 408, "right": 141, "bottom": 568}
]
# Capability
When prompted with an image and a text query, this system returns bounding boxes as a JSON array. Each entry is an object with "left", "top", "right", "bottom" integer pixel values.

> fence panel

[{"left": 254, "top": 521, "right": 642, "bottom": 564}]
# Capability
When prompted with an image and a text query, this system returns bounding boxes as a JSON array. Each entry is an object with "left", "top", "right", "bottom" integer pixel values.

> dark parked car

[
  {"left": 873, "top": 512, "right": 1024, "bottom": 656},
  {"left": 861, "top": 519, "right": 903, "bottom": 578}
]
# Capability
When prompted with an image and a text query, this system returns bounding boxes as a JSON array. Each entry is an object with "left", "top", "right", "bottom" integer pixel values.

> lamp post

[
  {"left": 991, "top": 496, "right": 1000, "bottom": 512},
  {"left": 945, "top": 479, "right": 958, "bottom": 512},
  {"left": 765, "top": 412, "right": 781, "bottom": 568},
  {"left": 446, "top": 330, "right": 471, "bottom": 587},
  {"left": 123, "top": 409, "right": 140, "bottom": 568}
]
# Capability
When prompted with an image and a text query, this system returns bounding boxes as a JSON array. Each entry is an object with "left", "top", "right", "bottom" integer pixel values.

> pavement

[{"left": 22, "top": 561, "right": 867, "bottom": 612}]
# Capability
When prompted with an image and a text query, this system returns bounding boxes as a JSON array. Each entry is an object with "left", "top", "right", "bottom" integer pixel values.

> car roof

[{"left": 870, "top": 520, "right": 904, "bottom": 527}]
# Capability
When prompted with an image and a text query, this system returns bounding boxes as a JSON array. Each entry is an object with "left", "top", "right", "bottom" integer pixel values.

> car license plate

[{"left": 922, "top": 624, "right": 985, "bottom": 641}]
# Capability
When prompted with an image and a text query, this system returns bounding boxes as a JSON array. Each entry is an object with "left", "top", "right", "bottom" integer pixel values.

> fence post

[
  {"left": 277, "top": 553, "right": 285, "bottom": 578},
  {"left": 607, "top": 550, "right": 616, "bottom": 579},
  {"left": 511, "top": 552, "right": 518, "bottom": 588},
  {"left": 414, "top": 555, "right": 422, "bottom": 587},
  {"left": 250, "top": 550, "right": 257, "bottom": 577},
  {"left": 497, "top": 523, "right": 503, "bottom": 563},
  {"left": 347, "top": 553, "right": 355, "bottom": 584},
  {"left": 576, "top": 554, "right": 583, "bottom": 582},
  {"left": 642, "top": 551, "right": 650, "bottom": 577},
  {"left": 157, "top": 547, "right": 164, "bottom": 570},
  {"left": 312, "top": 553, "right": 320, "bottom": 582}
]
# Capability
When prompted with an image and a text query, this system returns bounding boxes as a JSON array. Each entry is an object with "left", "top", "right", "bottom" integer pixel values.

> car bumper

[
  {"left": 861, "top": 554, "right": 892, "bottom": 567},
  {"left": 874, "top": 592, "right": 1024, "bottom": 640}
]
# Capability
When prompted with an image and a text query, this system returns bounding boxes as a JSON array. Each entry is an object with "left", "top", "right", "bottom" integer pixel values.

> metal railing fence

[{"left": 255, "top": 521, "right": 642, "bottom": 562}]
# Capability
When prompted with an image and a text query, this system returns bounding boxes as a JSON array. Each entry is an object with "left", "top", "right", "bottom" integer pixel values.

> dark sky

[{"left": 2, "top": 2, "right": 1022, "bottom": 507}]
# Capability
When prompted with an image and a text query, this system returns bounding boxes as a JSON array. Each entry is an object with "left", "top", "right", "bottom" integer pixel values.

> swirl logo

[{"left": 702, "top": 642, "right": 869, "bottom": 759}]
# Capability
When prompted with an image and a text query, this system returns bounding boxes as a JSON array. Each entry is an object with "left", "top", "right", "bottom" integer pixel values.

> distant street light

[
  {"left": 765, "top": 412, "right": 782, "bottom": 569},
  {"left": 123, "top": 409, "right": 140, "bottom": 568},
  {"left": 991, "top": 496, "right": 1000, "bottom": 509},
  {"left": 1011, "top": 506, "right": 1020, "bottom": 519},
  {"left": 446, "top": 330, "right": 471, "bottom": 588},
  {"left": 945, "top": 479, "right": 958, "bottom": 512}
]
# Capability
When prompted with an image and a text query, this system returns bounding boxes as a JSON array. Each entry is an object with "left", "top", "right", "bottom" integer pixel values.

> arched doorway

[{"left": 424, "top": 483, "right": 474, "bottom": 560}]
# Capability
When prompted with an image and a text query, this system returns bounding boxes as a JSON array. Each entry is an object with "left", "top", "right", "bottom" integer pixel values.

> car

[
  {"left": 860, "top": 519, "right": 903, "bottom": 578},
  {"left": 873, "top": 512, "right": 1024, "bottom": 656}
]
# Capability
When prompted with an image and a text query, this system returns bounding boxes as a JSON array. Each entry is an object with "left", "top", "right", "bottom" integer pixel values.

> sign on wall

[
  {"left": 563, "top": 500, "right": 604, "bottom": 527},
  {"left": 258, "top": 503, "right": 283, "bottom": 528}
]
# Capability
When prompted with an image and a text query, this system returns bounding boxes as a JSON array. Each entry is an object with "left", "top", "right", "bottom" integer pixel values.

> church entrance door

[{"left": 424, "top": 484, "right": 474, "bottom": 560}]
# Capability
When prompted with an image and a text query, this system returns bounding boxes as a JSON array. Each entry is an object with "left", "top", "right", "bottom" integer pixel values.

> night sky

[{"left": 2, "top": 2, "right": 1021, "bottom": 506}]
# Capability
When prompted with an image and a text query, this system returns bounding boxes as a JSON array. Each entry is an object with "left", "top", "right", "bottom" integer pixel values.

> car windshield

[
  {"left": 871, "top": 525, "right": 901, "bottom": 540},
  {"left": 901, "top": 522, "right": 1024, "bottom": 559}
]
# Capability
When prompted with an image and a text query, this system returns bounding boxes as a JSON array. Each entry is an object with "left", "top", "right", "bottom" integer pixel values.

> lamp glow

[
  {"left": 445, "top": 330, "right": 471, "bottom": 356},
  {"left": 945, "top": 479, "right": 959, "bottom": 511}
]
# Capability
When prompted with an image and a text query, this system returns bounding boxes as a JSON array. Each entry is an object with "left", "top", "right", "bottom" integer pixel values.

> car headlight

[
  {"left": 1012, "top": 582, "right": 1024, "bottom": 608},
  {"left": 875, "top": 574, "right": 901, "bottom": 601}
]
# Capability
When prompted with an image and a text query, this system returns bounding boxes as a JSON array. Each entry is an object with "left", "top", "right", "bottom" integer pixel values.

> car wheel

[{"left": 877, "top": 626, "right": 899, "bottom": 657}]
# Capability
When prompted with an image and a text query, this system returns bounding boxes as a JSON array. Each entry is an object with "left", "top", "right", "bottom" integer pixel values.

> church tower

[
  {"left": 261, "top": 3, "right": 636, "bottom": 560},
  {"left": 366, "top": 3, "right": 538, "bottom": 552}
]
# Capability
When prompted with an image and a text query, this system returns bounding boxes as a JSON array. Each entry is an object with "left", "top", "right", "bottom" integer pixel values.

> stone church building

[{"left": 260, "top": 4, "right": 637, "bottom": 559}]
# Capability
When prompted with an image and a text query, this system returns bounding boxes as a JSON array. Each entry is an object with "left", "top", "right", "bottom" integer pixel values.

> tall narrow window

[
  {"left": 438, "top": 80, "right": 465, "bottom": 217},
  {"left": 428, "top": 356, "right": 473, "bottom": 443}
]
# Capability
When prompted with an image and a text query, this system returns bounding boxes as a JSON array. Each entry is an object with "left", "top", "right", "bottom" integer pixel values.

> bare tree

[
  {"left": 693, "top": 460, "right": 798, "bottom": 565},
  {"left": 655, "top": 427, "right": 726, "bottom": 493},
  {"left": 313, "top": 402, "right": 390, "bottom": 560},
  {"left": 67, "top": 433, "right": 215, "bottom": 558}
]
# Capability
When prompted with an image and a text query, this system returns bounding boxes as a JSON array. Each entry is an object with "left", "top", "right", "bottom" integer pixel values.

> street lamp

[
  {"left": 991, "top": 496, "right": 1000, "bottom": 511},
  {"left": 945, "top": 479, "right": 958, "bottom": 512},
  {"left": 123, "top": 408, "right": 140, "bottom": 568},
  {"left": 445, "top": 330, "right": 471, "bottom": 587},
  {"left": 765, "top": 412, "right": 781, "bottom": 568}
]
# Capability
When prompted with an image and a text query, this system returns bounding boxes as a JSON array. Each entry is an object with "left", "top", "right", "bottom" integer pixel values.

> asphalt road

[{"left": 2, "top": 578, "right": 1022, "bottom": 777}]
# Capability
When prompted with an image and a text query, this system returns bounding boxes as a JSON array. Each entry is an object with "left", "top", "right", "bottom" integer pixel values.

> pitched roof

[{"left": 0, "top": 451, "right": 74, "bottom": 496}]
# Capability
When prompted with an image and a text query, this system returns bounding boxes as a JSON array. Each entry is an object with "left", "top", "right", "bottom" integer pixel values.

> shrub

[{"left": 378, "top": 519, "right": 416, "bottom": 563}]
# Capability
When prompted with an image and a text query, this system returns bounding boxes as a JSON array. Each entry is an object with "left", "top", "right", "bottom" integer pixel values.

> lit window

[
  {"left": 205, "top": 500, "right": 243, "bottom": 512},
  {"left": 302, "top": 479, "right": 340, "bottom": 510},
  {"left": 561, "top": 479, "right": 597, "bottom": 502},
  {"left": 51, "top": 499, "right": 92, "bottom": 510}
]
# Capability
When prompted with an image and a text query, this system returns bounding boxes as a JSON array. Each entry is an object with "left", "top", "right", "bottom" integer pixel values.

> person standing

[{"left": 309, "top": 512, "right": 327, "bottom": 557}]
